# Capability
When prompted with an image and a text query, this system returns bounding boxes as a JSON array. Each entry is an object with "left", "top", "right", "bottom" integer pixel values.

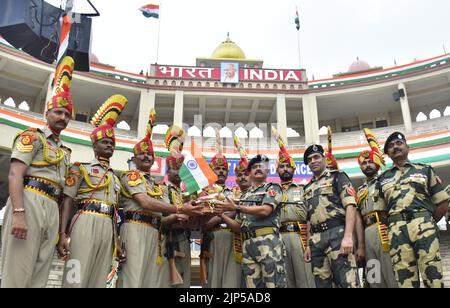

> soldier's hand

[
  {"left": 215, "top": 197, "right": 237, "bottom": 212},
  {"left": 174, "top": 213, "right": 189, "bottom": 222},
  {"left": 355, "top": 246, "right": 366, "bottom": 267},
  {"left": 57, "top": 234, "right": 70, "bottom": 260},
  {"left": 304, "top": 246, "right": 312, "bottom": 263},
  {"left": 339, "top": 235, "right": 354, "bottom": 256},
  {"left": 11, "top": 212, "right": 28, "bottom": 240},
  {"left": 116, "top": 244, "right": 127, "bottom": 264},
  {"left": 181, "top": 201, "right": 204, "bottom": 217}
]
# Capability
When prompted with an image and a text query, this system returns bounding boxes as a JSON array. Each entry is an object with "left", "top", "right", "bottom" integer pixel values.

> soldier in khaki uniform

[
  {"left": 200, "top": 130, "right": 242, "bottom": 288},
  {"left": 303, "top": 144, "right": 358, "bottom": 288},
  {"left": 377, "top": 132, "right": 449, "bottom": 288},
  {"left": 218, "top": 154, "right": 287, "bottom": 288},
  {"left": 57, "top": 95, "right": 128, "bottom": 288},
  {"left": 355, "top": 129, "right": 397, "bottom": 288},
  {"left": 119, "top": 111, "right": 201, "bottom": 288},
  {"left": 160, "top": 125, "right": 193, "bottom": 288},
  {"left": 1, "top": 57, "right": 74, "bottom": 288},
  {"left": 272, "top": 128, "right": 315, "bottom": 288}
]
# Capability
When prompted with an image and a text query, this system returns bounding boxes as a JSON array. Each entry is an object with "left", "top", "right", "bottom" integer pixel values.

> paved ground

[{"left": 1, "top": 228, "right": 449, "bottom": 288}]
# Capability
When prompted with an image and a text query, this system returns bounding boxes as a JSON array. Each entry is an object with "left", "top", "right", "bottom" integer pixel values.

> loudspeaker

[
  {"left": 398, "top": 88, "right": 405, "bottom": 98},
  {"left": 392, "top": 92, "right": 400, "bottom": 102},
  {"left": 0, "top": 0, "right": 92, "bottom": 71}
]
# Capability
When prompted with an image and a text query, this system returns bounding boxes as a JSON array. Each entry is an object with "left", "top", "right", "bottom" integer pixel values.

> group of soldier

[{"left": 1, "top": 56, "right": 449, "bottom": 288}]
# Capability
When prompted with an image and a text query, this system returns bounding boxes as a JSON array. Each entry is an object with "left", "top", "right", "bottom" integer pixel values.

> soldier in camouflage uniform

[
  {"left": 119, "top": 111, "right": 201, "bottom": 288},
  {"left": 377, "top": 132, "right": 449, "bottom": 288},
  {"left": 355, "top": 129, "right": 397, "bottom": 288},
  {"left": 218, "top": 154, "right": 286, "bottom": 288},
  {"left": 303, "top": 145, "right": 358, "bottom": 288},
  {"left": 1, "top": 57, "right": 74, "bottom": 288},
  {"left": 272, "top": 127, "right": 315, "bottom": 288},
  {"left": 58, "top": 95, "right": 128, "bottom": 288}
]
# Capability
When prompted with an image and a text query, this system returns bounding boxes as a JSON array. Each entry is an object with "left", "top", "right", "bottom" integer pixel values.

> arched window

[
  {"left": 235, "top": 127, "right": 248, "bottom": 139},
  {"left": 319, "top": 126, "right": 328, "bottom": 135},
  {"left": 203, "top": 126, "right": 216, "bottom": 138},
  {"left": 18, "top": 101, "right": 30, "bottom": 111},
  {"left": 219, "top": 127, "right": 233, "bottom": 138},
  {"left": 287, "top": 127, "right": 300, "bottom": 137},
  {"left": 153, "top": 124, "right": 169, "bottom": 135},
  {"left": 443, "top": 106, "right": 450, "bottom": 117},
  {"left": 416, "top": 112, "right": 427, "bottom": 122},
  {"left": 117, "top": 121, "right": 131, "bottom": 131},
  {"left": 249, "top": 127, "right": 263, "bottom": 139},
  {"left": 188, "top": 126, "right": 201, "bottom": 137},
  {"left": 4, "top": 97, "right": 16, "bottom": 108},
  {"left": 429, "top": 109, "right": 441, "bottom": 119}
]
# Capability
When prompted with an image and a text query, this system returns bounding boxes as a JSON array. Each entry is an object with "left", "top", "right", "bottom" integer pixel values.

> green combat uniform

[
  {"left": 304, "top": 169, "right": 358, "bottom": 288},
  {"left": 1, "top": 127, "right": 71, "bottom": 288},
  {"left": 356, "top": 177, "right": 397, "bottom": 288},
  {"left": 238, "top": 182, "right": 286, "bottom": 288},
  {"left": 119, "top": 170, "right": 166, "bottom": 288},
  {"left": 206, "top": 186, "right": 242, "bottom": 288},
  {"left": 62, "top": 159, "right": 121, "bottom": 288},
  {"left": 162, "top": 183, "right": 191, "bottom": 288},
  {"left": 377, "top": 162, "right": 449, "bottom": 288},
  {"left": 279, "top": 182, "right": 315, "bottom": 288}
]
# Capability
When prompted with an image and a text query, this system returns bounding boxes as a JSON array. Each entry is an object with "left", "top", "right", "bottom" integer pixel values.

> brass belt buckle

[{"left": 100, "top": 203, "right": 110, "bottom": 214}]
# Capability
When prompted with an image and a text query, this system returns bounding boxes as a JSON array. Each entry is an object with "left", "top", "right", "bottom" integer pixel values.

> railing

[
  {"left": 2, "top": 105, "right": 449, "bottom": 151},
  {"left": 0, "top": 105, "right": 138, "bottom": 139}
]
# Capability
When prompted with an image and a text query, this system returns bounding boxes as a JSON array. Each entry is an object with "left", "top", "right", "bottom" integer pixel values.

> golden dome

[{"left": 211, "top": 34, "right": 246, "bottom": 60}]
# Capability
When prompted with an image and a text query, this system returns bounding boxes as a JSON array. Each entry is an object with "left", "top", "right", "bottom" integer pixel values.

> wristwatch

[{"left": 235, "top": 205, "right": 241, "bottom": 214}]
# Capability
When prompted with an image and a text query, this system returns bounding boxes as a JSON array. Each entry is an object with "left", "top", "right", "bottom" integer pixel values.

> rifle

[
  {"left": 199, "top": 231, "right": 213, "bottom": 286},
  {"left": 165, "top": 231, "right": 185, "bottom": 287}
]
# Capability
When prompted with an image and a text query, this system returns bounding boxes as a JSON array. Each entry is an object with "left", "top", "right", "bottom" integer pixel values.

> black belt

[
  {"left": 77, "top": 201, "right": 115, "bottom": 216},
  {"left": 280, "top": 222, "right": 302, "bottom": 233},
  {"left": 310, "top": 219, "right": 345, "bottom": 233},
  {"left": 125, "top": 211, "right": 161, "bottom": 229},
  {"left": 23, "top": 176, "right": 62, "bottom": 201},
  {"left": 388, "top": 211, "right": 431, "bottom": 224}
]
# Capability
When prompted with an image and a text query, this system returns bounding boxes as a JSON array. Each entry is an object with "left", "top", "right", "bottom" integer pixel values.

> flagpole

[
  {"left": 295, "top": 6, "right": 301, "bottom": 69},
  {"left": 156, "top": 3, "right": 162, "bottom": 64}
]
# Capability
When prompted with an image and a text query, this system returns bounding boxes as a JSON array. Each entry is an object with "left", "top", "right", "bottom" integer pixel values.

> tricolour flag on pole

[
  {"left": 56, "top": 15, "right": 72, "bottom": 65},
  {"left": 139, "top": 4, "right": 160, "bottom": 18},
  {"left": 179, "top": 141, "right": 218, "bottom": 194},
  {"left": 295, "top": 7, "right": 300, "bottom": 30}
]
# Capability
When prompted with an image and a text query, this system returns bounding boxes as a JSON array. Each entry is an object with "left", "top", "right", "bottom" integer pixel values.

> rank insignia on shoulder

[
  {"left": 266, "top": 189, "right": 277, "bottom": 197},
  {"left": 15, "top": 137, "right": 34, "bottom": 153},
  {"left": 65, "top": 176, "right": 76, "bottom": 187},
  {"left": 346, "top": 186, "right": 356, "bottom": 197}
]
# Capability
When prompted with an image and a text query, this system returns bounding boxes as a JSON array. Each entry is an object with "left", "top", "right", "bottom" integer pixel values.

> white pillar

[
  {"left": 302, "top": 94, "right": 319, "bottom": 144},
  {"left": 276, "top": 94, "right": 287, "bottom": 144},
  {"left": 137, "top": 89, "right": 155, "bottom": 138},
  {"left": 173, "top": 91, "right": 184, "bottom": 127},
  {"left": 398, "top": 83, "right": 413, "bottom": 133}
]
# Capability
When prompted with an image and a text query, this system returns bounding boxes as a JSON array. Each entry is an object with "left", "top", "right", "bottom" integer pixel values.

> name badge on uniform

[{"left": 292, "top": 188, "right": 302, "bottom": 202}]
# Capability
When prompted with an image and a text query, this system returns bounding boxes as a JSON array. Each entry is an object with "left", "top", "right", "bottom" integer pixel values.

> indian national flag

[
  {"left": 139, "top": 4, "right": 160, "bottom": 18},
  {"left": 179, "top": 141, "right": 218, "bottom": 194},
  {"left": 56, "top": 15, "right": 72, "bottom": 69}
]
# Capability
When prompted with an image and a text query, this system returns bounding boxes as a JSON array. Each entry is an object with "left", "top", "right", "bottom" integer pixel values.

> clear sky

[{"left": 46, "top": 0, "right": 450, "bottom": 79}]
